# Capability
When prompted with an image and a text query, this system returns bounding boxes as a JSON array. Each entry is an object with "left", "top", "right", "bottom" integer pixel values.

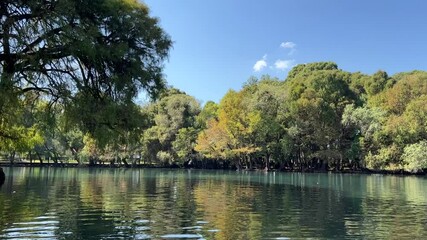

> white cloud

[
  {"left": 280, "top": 41, "right": 296, "bottom": 49},
  {"left": 253, "top": 55, "right": 267, "bottom": 72},
  {"left": 280, "top": 41, "right": 297, "bottom": 55},
  {"left": 274, "top": 59, "right": 295, "bottom": 70}
]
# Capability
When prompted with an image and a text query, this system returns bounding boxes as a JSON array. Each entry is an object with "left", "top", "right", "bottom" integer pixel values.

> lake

[{"left": 0, "top": 167, "right": 426, "bottom": 239}]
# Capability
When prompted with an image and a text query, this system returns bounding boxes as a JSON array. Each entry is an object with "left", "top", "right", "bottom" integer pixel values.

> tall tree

[
  {"left": 196, "top": 90, "right": 261, "bottom": 169},
  {"left": 0, "top": 0, "right": 172, "bottom": 143},
  {"left": 284, "top": 62, "right": 359, "bottom": 170},
  {"left": 141, "top": 89, "right": 201, "bottom": 165},
  {"left": 245, "top": 76, "right": 287, "bottom": 170}
]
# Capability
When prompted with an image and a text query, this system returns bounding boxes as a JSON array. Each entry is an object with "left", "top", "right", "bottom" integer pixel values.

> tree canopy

[{"left": 0, "top": 0, "right": 172, "bottom": 146}]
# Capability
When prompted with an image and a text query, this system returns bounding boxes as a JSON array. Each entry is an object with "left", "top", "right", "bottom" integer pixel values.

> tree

[
  {"left": 223, "top": 90, "right": 262, "bottom": 167},
  {"left": 195, "top": 119, "right": 231, "bottom": 160},
  {"left": 245, "top": 76, "right": 287, "bottom": 170},
  {"left": 341, "top": 104, "right": 386, "bottom": 168},
  {"left": 286, "top": 62, "right": 338, "bottom": 80},
  {"left": 196, "top": 101, "right": 219, "bottom": 129},
  {"left": 283, "top": 63, "right": 359, "bottom": 170},
  {"left": 0, "top": 92, "right": 43, "bottom": 163},
  {"left": 172, "top": 127, "right": 199, "bottom": 164},
  {"left": 141, "top": 90, "right": 201, "bottom": 165},
  {"left": 401, "top": 141, "right": 427, "bottom": 173},
  {"left": 0, "top": 0, "right": 172, "bottom": 144},
  {"left": 365, "top": 70, "right": 394, "bottom": 96}
]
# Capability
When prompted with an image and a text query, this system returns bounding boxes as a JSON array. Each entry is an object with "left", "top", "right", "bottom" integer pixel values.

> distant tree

[
  {"left": 365, "top": 70, "right": 394, "bottom": 96},
  {"left": 141, "top": 90, "right": 201, "bottom": 165},
  {"left": 286, "top": 62, "right": 338, "bottom": 80},
  {"left": 195, "top": 119, "right": 230, "bottom": 160},
  {"left": 196, "top": 101, "right": 219, "bottom": 129},
  {"left": 0, "top": 92, "right": 43, "bottom": 163},
  {"left": 283, "top": 64, "right": 359, "bottom": 170},
  {"left": 172, "top": 127, "right": 199, "bottom": 164},
  {"left": 195, "top": 90, "right": 261, "bottom": 169},
  {"left": 401, "top": 141, "right": 427, "bottom": 173},
  {"left": 342, "top": 105, "right": 387, "bottom": 169},
  {"left": 246, "top": 77, "right": 286, "bottom": 170}
]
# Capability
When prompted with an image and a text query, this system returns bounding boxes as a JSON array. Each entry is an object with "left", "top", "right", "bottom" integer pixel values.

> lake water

[{"left": 0, "top": 167, "right": 426, "bottom": 239}]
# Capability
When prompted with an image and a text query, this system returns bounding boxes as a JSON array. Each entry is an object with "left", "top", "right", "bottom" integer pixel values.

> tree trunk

[
  {"left": 89, "top": 157, "right": 96, "bottom": 166},
  {"left": 52, "top": 153, "right": 59, "bottom": 165},
  {"left": 248, "top": 155, "right": 253, "bottom": 170},
  {"left": 122, "top": 158, "right": 130, "bottom": 168},
  {"left": 236, "top": 158, "right": 242, "bottom": 170},
  {"left": 321, "top": 160, "right": 328, "bottom": 171},
  {"left": 265, "top": 154, "right": 270, "bottom": 171},
  {"left": 29, "top": 151, "right": 33, "bottom": 164},
  {"left": 70, "top": 148, "right": 81, "bottom": 165},
  {"left": 36, "top": 152, "right": 43, "bottom": 164},
  {"left": 8, "top": 152, "right": 15, "bottom": 165}
]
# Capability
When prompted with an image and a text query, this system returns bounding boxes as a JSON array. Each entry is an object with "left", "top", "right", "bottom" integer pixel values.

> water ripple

[{"left": 161, "top": 233, "right": 204, "bottom": 239}]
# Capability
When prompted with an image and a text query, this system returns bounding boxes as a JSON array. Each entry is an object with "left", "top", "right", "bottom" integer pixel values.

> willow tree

[{"left": 0, "top": 0, "right": 172, "bottom": 145}]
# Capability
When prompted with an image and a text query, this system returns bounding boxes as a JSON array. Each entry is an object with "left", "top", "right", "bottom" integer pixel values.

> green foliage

[
  {"left": 365, "top": 144, "right": 401, "bottom": 170},
  {"left": 0, "top": 94, "right": 44, "bottom": 157},
  {"left": 365, "top": 71, "right": 392, "bottom": 95},
  {"left": 401, "top": 141, "right": 427, "bottom": 173},
  {"left": 342, "top": 105, "right": 386, "bottom": 139},
  {"left": 193, "top": 67, "right": 427, "bottom": 172},
  {"left": 341, "top": 71, "right": 427, "bottom": 171},
  {"left": 196, "top": 101, "right": 219, "bottom": 129},
  {"left": 172, "top": 127, "right": 199, "bottom": 162},
  {"left": 282, "top": 65, "right": 360, "bottom": 168},
  {"left": 286, "top": 62, "right": 338, "bottom": 81},
  {"left": 0, "top": 0, "right": 172, "bottom": 147},
  {"left": 80, "top": 134, "right": 101, "bottom": 163},
  {"left": 140, "top": 90, "right": 201, "bottom": 165}
]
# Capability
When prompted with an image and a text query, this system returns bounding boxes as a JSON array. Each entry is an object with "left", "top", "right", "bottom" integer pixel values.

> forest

[{"left": 1, "top": 1, "right": 426, "bottom": 173}]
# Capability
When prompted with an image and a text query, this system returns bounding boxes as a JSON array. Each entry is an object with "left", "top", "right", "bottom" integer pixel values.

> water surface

[{"left": 0, "top": 167, "right": 426, "bottom": 239}]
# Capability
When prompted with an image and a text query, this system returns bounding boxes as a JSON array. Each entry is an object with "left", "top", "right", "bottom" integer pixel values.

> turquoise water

[{"left": 0, "top": 167, "right": 426, "bottom": 239}]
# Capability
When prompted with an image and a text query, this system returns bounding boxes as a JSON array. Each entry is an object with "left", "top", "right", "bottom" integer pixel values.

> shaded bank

[
  {"left": 0, "top": 162, "right": 424, "bottom": 176},
  {"left": 0, "top": 167, "right": 5, "bottom": 186}
]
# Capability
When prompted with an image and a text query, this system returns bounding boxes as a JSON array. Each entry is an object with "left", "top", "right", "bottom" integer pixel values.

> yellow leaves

[
  {"left": 81, "top": 133, "right": 101, "bottom": 158},
  {"left": 219, "top": 90, "right": 261, "bottom": 139},
  {"left": 107, "top": 0, "right": 148, "bottom": 12},
  {"left": 231, "top": 146, "right": 261, "bottom": 155},
  {"left": 404, "top": 95, "right": 427, "bottom": 134},
  {"left": 373, "top": 71, "right": 427, "bottom": 115},
  {"left": 380, "top": 94, "right": 427, "bottom": 145},
  {"left": 247, "top": 111, "right": 261, "bottom": 134},
  {"left": 195, "top": 119, "right": 229, "bottom": 159},
  {"left": 195, "top": 88, "right": 264, "bottom": 161}
]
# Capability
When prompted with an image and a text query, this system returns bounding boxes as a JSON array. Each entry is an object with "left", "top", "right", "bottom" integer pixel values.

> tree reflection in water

[{"left": 0, "top": 168, "right": 426, "bottom": 239}]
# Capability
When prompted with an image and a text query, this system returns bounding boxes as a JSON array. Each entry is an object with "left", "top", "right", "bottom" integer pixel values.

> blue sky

[{"left": 143, "top": 0, "right": 427, "bottom": 104}]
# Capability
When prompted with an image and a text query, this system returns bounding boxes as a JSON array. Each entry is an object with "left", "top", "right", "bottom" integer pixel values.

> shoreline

[{"left": 1, "top": 162, "right": 425, "bottom": 176}]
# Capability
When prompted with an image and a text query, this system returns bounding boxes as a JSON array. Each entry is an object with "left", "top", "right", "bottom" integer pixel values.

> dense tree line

[
  {"left": 194, "top": 63, "right": 427, "bottom": 173},
  {"left": 2, "top": 60, "right": 426, "bottom": 173},
  {"left": 1, "top": 2, "right": 425, "bottom": 173}
]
